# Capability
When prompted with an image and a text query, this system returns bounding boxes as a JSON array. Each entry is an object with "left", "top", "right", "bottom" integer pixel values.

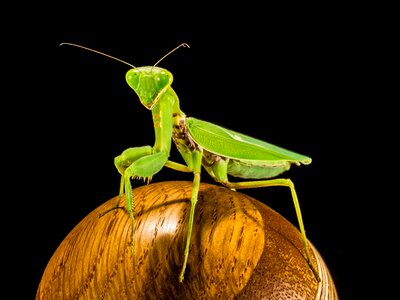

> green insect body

[{"left": 62, "top": 43, "right": 320, "bottom": 283}]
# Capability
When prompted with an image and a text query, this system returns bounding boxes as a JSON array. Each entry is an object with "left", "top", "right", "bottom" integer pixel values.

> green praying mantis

[{"left": 60, "top": 42, "right": 320, "bottom": 283}]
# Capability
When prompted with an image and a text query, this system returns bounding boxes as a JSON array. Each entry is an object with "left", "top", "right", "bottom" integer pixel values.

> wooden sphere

[{"left": 36, "top": 181, "right": 338, "bottom": 299}]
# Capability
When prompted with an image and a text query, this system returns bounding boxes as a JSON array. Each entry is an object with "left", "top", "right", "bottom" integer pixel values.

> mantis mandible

[{"left": 60, "top": 42, "right": 320, "bottom": 282}]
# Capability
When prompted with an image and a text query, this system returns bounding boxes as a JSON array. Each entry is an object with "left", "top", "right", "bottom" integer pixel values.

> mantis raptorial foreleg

[
  {"left": 100, "top": 145, "right": 168, "bottom": 254},
  {"left": 102, "top": 144, "right": 203, "bottom": 282}
]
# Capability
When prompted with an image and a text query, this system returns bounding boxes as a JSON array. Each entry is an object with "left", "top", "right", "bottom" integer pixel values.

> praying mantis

[{"left": 60, "top": 42, "right": 320, "bottom": 283}]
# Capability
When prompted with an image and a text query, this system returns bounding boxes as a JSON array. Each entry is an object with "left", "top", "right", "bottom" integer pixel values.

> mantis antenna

[
  {"left": 59, "top": 43, "right": 136, "bottom": 68},
  {"left": 153, "top": 43, "right": 190, "bottom": 67},
  {"left": 60, "top": 42, "right": 190, "bottom": 69}
]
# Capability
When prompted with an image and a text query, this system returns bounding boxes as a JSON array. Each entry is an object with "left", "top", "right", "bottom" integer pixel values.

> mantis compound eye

[
  {"left": 126, "top": 69, "right": 140, "bottom": 90},
  {"left": 154, "top": 70, "right": 173, "bottom": 91}
]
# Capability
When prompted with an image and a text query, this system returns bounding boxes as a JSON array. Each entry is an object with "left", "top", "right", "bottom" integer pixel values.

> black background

[{"left": 6, "top": 4, "right": 392, "bottom": 300}]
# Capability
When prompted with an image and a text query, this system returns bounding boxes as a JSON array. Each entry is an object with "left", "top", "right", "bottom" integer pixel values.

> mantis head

[
  {"left": 126, "top": 67, "right": 173, "bottom": 110},
  {"left": 59, "top": 42, "right": 189, "bottom": 110},
  {"left": 125, "top": 42, "right": 189, "bottom": 110}
]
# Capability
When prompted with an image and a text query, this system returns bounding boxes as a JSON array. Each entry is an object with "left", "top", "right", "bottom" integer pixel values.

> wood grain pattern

[{"left": 36, "top": 181, "right": 338, "bottom": 299}]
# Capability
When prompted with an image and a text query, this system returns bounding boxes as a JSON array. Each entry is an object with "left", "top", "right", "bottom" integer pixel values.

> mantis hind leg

[{"left": 221, "top": 178, "right": 321, "bottom": 282}]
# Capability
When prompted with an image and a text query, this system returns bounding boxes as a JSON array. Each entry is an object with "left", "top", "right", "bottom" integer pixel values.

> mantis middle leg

[{"left": 165, "top": 150, "right": 203, "bottom": 282}]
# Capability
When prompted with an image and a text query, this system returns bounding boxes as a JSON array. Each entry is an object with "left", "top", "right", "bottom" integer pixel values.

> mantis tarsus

[{"left": 60, "top": 42, "right": 320, "bottom": 283}]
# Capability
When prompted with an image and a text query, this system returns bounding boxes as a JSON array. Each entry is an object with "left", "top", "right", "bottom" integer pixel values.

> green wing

[{"left": 186, "top": 117, "right": 311, "bottom": 165}]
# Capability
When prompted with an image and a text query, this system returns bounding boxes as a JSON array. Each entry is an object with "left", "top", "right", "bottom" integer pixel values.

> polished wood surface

[{"left": 36, "top": 181, "right": 338, "bottom": 299}]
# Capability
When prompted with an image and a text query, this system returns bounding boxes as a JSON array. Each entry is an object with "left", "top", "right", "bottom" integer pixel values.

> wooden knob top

[{"left": 36, "top": 181, "right": 338, "bottom": 299}]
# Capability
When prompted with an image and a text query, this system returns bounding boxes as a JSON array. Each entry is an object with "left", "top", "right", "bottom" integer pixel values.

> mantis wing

[{"left": 186, "top": 117, "right": 311, "bottom": 165}]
